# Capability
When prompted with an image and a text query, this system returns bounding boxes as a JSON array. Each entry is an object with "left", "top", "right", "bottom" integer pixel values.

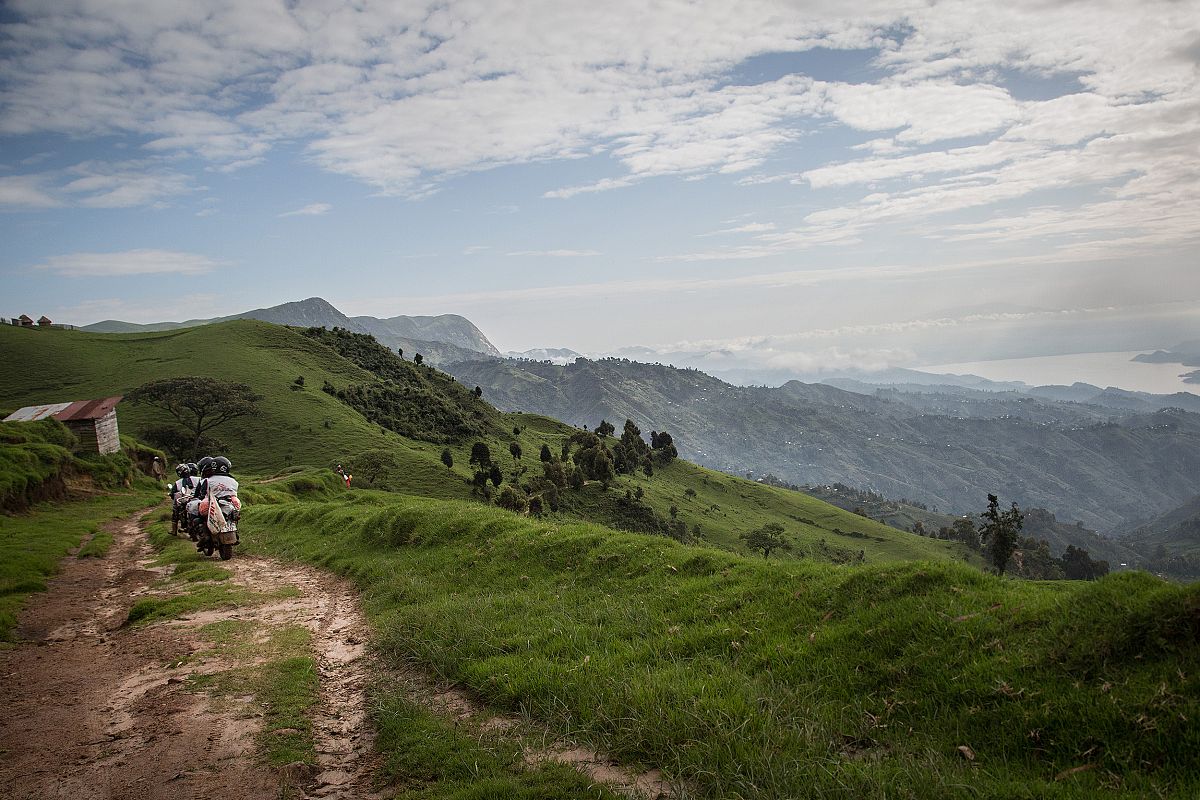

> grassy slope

[
  {"left": 0, "top": 487, "right": 160, "bottom": 639},
  {"left": 0, "top": 321, "right": 967, "bottom": 566},
  {"left": 243, "top": 490, "right": 1200, "bottom": 799},
  {"left": 0, "top": 320, "right": 468, "bottom": 496}
]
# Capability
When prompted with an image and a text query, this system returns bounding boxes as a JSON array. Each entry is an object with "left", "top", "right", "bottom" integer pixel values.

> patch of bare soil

[
  {"left": 0, "top": 513, "right": 387, "bottom": 800},
  {"left": 0, "top": 515, "right": 281, "bottom": 800}
]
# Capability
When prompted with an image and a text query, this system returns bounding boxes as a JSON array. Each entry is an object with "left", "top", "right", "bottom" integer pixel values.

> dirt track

[
  {"left": 0, "top": 513, "right": 381, "bottom": 800},
  {"left": 0, "top": 510, "right": 675, "bottom": 800}
]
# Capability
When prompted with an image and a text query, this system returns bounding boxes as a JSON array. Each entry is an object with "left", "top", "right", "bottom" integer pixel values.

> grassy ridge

[
  {"left": 0, "top": 320, "right": 453, "bottom": 476},
  {"left": 243, "top": 492, "right": 1200, "bottom": 799},
  {"left": 1, "top": 321, "right": 967, "bottom": 566}
]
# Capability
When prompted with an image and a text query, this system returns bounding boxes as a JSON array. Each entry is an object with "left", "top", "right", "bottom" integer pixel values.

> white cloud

[
  {"left": 33, "top": 249, "right": 225, "bottom": 277},
  {"left": 278, "top": 202, "right": 332, "bottom": 218},
  {"left": 507, "top": 249, "right": 600, "bottom": 257},
  {"left": 0, "top": 0, "right": 1196, "bottom": 260},
  {"left": 700, "top": 222, "right": 777, "bottom": 236},
  {"left": 0, "top": 175, "right": 61, "bottom": 208},
  {"left": 0, "top": 160, "right": 195, "bottom": 209}
]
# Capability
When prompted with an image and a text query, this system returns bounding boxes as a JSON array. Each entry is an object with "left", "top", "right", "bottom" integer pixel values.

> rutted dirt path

[
  {"left": 0, "top": 510, "right": 678, "bottom": 800},
  {"left": 0, "top": 512, "right": 383, "bottom": 800}
]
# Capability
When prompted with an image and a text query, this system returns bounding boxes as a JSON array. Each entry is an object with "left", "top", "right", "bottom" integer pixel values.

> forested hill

[{"left": 445, "top": 356, "right": 1200, "bottom": 533}]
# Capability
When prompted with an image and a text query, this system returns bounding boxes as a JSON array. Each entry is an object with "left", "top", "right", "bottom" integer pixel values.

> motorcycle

[
  {"left": 169, "top": 486, "right": 193, "bottom": 537},
  {"left": 187, "top": 490, "right": 241, "bottom": 560}
]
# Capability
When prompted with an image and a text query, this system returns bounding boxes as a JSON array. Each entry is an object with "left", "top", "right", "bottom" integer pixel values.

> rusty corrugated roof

[
  {"left": 2, "top": 396, "right": 122, "bottom": 423},
  {"left": 3, "top": 402, "right": 73, "bottom": 422},
  {"left": 53, "top": 396, "right": 123, "bottom": 421}
]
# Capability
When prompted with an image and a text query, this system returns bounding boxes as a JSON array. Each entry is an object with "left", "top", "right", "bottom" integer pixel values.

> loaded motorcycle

[
  {"left": 187, "top": 491, "right": 241, "bottom": 560},
  {"left": 186, "top": 481, "right": 241, "bottom": 560}
]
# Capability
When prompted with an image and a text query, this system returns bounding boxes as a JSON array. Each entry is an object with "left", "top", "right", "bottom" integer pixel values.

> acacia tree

[
  {"left": 740, "top": 522, "right": 792, "bottom": 558},
  {"left": 127, "top": 376, "right": 260, "bottom": 459},
  {"left": 978, "top": 494, "right": 1024, "bottom": 575}
]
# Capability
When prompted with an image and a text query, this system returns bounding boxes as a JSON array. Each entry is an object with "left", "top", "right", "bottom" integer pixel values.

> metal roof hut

[
  {"left": 37, "top": 315, "right": 52, "bottom": 327},
  {"left": 17, "top": 314, "right": 34, "bottom": 327},
  {"left": 2, "top": 396, "right": 123, "bottom": 454}
]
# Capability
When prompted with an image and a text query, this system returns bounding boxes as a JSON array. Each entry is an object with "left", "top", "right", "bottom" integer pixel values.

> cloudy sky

[{"left": 3, "top": 0, "right": 1198, "bottom": 380}]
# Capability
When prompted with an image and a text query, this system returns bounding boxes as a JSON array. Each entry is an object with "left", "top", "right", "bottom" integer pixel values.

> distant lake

[{"left": 922, "top": 351, "right": 1198, "bottom": 396}]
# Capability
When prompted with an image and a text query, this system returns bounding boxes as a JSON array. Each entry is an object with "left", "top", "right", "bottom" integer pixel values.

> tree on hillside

[
  {"left": 950, "top": 517, "right": 979, "bottom": 548},
  {"left": 352, "top": 450, "right": 399, "bottom": 486},
  {"left": 473, "top": 386, "right": 483, "bottom": 398},
  {"left": 441, "top": 448, "right": 454, "bottom": 469},
  {"left": 495, "top": 484, "right": 528, "bottom": 514},
  {"left": 470, "top": 442, "right": 492, "bottom": 468},
  {"left": 1060, "top": 545, "right": 1109, "bottom": 580},
  {"left": 489, "top": 463, "right": 503, "bottom": 487},
  {"left": 596, "top": 420, "right": 615, "bottom": 437},
  {"left": 651, "top": 430, "right": 678, "bottom": 464},
  {"left": 509, "top": 441, "right": 522, "bottom": 462},
  {"left": 414, "top": 353, "right": 424, "bottom": 365},
  {"left": 540, "top": 443, "right": 553, "bottom": 462},
  {"left": 127, "top": 376, "right": 260, "bottom": 459},
  {"left": 978, "top": 494, "right": 1024, "bottom": 575},
  {"left": 397, "top": 347, "right": 404, "bottom": 359},
  {"left": 740, "top": 522, "right": 792, "bottom": 558}
]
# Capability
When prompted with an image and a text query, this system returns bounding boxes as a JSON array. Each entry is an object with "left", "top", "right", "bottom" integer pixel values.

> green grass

[
  {"left": 372, "top": 693, "right": 624, "bottom": 799},
  {"left": 241, "top": 492, "right": 1200, "bottom": 799},
  {"left": 0, "top": 487, "right": 160, "bottom": 639},
  {"left": 76, "top": 529, "right": 113, "bottom": 558}
]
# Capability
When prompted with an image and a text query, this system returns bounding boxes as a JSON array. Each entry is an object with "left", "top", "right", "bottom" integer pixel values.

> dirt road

[{"left": 0, "top": 513, "right": 381, "bottom": 800}]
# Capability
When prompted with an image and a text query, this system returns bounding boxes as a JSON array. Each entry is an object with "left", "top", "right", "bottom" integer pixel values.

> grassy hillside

[
  {"left": 0, "top": 321, "right": 969, "bottom": 567},
  {"left": 0, "top": 321, "right": 472, "bottom": 490},
  {"left": 240, "top": 487, "right": 1200, "bottom": 799}
]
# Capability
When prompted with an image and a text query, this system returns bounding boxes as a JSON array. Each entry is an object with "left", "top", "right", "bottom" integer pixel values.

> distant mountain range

[
  {"left": 444, "top": 355, "right": 1200, "bottom": 534},
  {"left": 82, "top": 297, "right": 501, "bottom": 364}
]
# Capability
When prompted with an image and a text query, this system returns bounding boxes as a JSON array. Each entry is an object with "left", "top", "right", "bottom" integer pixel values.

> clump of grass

[
  {"left": 373, "top": 693, "right": 623, "bottom": 798},
  {"left": 76, "top": 528, "right": 113, "bottom": 558},
  {"left": 186, "top": 622, "right": 321, "bottom": 768}
]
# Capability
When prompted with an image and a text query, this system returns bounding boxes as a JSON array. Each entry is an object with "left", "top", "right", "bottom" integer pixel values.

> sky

[{"left": 2, "top": 0, "right": 1199, "bottom": 382}]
